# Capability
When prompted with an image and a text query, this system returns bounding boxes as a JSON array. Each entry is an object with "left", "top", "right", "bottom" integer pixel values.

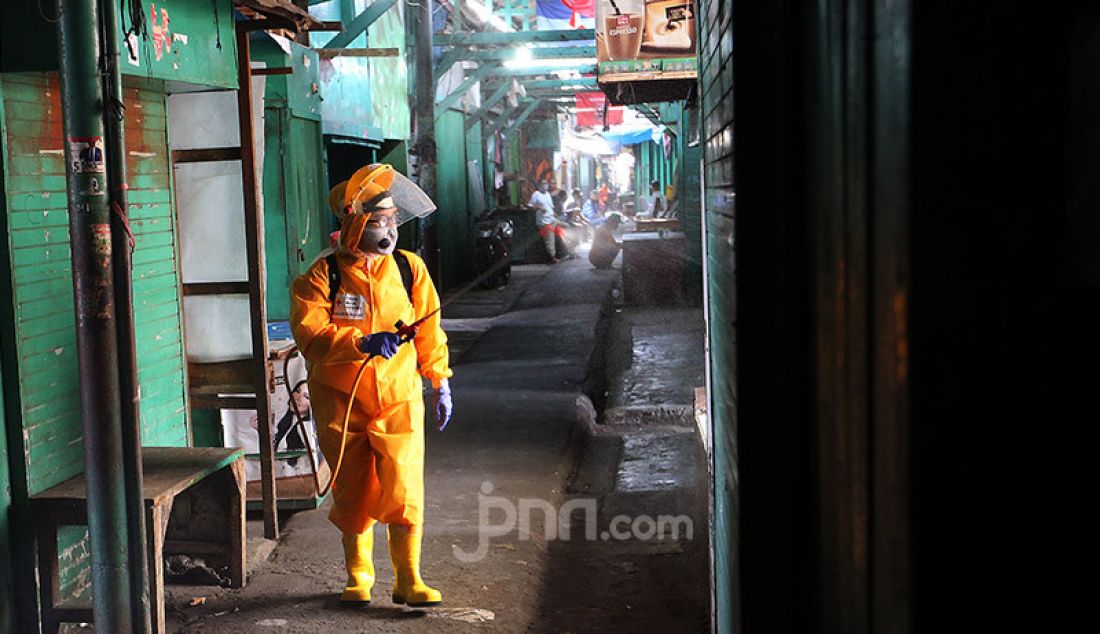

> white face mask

[{"left": 360, "top": 226, "right": 399, "bottom": 255}]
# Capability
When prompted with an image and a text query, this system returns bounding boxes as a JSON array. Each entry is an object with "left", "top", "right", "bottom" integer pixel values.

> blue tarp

[{"left": 600, "top": 125, "right": 663, "bottom": 146}]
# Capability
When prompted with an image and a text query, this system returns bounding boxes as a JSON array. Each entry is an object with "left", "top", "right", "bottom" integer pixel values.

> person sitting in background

[
  {"left": 645, "top": 180, "right": 666, "bottom": 218},
  {"left": 552, "top": 188, "right": 568, "bottom": 219},
  {"left": 589, "top": 213, "right": 623, "bottom": 270},
  {"left": 566, "top": 188, "right": 584, "bottom": 215},
  {"left": 581, "top": 189, "right": 605, "bottom": 228}
]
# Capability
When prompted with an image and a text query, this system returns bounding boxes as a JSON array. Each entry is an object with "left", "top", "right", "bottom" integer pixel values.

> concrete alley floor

[{"left": 164, "top": 253, "right": 710, "bottom": 633}]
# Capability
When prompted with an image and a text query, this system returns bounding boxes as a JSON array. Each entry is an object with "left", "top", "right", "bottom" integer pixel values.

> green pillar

[{"left": 57, "top": 0, "right": 133, "bottom": 629}]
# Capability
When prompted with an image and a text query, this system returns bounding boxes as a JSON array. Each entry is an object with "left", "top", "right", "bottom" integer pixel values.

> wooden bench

[{"left": 30, "top": 447, "right": 246, "bottom": 634}]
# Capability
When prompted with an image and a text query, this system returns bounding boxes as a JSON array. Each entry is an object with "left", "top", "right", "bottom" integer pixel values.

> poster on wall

[
  {"left": 596, "top": 0, "right": 698, "bottom": 83},
  {"left": 221, "top": 354, "right": 325, "bottom": 483}
]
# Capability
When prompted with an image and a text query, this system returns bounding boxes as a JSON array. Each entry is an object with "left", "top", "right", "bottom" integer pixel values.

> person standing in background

[{"left": 529, "top": 179, "right": 563, "bottom": 262}]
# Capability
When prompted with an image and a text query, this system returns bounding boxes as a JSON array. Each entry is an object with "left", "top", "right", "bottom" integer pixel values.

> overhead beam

[
  {"left": 492, "top": 64, "right": 598, "bottom": 77},
  {"left": 524, "top": 77, "right": 597, "bottom": 90},
  {"left": 473, "top": 81, "right": 513, "bottom": 119},
  {"left": 326, "top": 0, "right": 399, "bottom": 49},
  {"left": 436, "top": 53, "right": 596, "bottom": 84},
  {"left": 635, "top": 103, "right": 663, "bottom": 126},
  {"left": 454, "top": 46, "right": 596, "bottom": 61},
  {"left": 315, "top": 47, "right": 399, "bottom": 58},
  {"left": 509, "top": 100, "right": 543, "bottom": 130},
  {"left": 434, "top": 49, "right": 463, "bottom": 83},
  {"left": 486, "top": 103, "right": 520, "bottom": 135},
  {"left": 434, "top": 29, "right": 595, "bottom": 46},
  {"left": 436, "top": 63, "right": 496, "bottom": 114}
]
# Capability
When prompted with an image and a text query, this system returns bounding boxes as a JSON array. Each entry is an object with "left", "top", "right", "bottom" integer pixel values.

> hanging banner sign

[
  {"left": 595, "top": 0, "right": 698, "bottom": 83},
  {"left": 575, "top": 91, "right": 625, "bottom": 127}
]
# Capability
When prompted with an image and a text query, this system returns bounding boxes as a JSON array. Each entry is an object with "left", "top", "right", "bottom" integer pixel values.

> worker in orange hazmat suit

[{"left": 290, "top": 163, "right": 451, "bottom": 607}]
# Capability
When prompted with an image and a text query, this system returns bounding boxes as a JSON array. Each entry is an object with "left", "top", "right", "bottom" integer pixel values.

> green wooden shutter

[{"left": 0, "top": 72, "right": 188, "bottom": 601}]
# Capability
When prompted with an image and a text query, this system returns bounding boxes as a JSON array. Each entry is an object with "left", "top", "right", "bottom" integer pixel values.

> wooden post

[{"left": 236, "top": 21, "right": 279, "bottom": 540}]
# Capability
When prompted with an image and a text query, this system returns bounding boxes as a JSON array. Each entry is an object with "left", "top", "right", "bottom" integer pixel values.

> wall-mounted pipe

[
  {"left": 99, "top": 0, "right": 152, "bottom": 629},
  {"left": 56, "top": 0, "right": 132, "bottom": 630}
]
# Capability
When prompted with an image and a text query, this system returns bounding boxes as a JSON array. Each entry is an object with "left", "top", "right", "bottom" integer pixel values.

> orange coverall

[{"left": 289, "top": 249, "right": 451, "bottom": 534}]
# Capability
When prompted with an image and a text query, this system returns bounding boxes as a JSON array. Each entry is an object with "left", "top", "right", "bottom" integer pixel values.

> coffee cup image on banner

[
  {"left": 597, "top": 0, "right": 645, "bottom": 61},
  {"left": 596, "top": 0, "right": 697, "bottom": 61}
]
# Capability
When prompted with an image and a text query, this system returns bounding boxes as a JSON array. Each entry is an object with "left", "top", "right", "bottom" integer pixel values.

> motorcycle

[{"left": 474, "top": 208, "right": 514, "bottom": 289}]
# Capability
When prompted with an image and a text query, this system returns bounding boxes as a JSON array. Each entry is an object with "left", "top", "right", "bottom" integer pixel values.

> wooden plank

[
  {"left": 30, "top": 448, "right": 244, "bottom": 506},
  {"left": 227, "top": 459, "right": 246, "bottom": 588},
  {"left": 252, "top": 67, "right": 294, "bottom": 75},
  {"left": 187, "top": 359, "right": 254, "bottom": 389},
  {"left": 171, "top": 146, "right": 242, "bottom": 163},
  {"left": 161, "top": 540, "right": 230, "bottom": 555},
  {"left": 182, "top": 281, "right": 251, "bottom": 296},
  {"left": 48, "top": 604, "right": 93, "bottom": 627},
  {"left": 148, "top": 499, "right": 172, "bottom": 634},
  {"left": 314, "top": 47, "right": 399, "bottom": 58},
  {"left": 310, "top": 20, "right": 343, "bottom": 31},
  {"left": 236, "top": 23, "right": 279, "bottom": 541}
]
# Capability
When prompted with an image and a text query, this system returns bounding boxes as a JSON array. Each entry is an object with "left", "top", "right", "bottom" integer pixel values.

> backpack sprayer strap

[{"left": 325, "top": 251, "right": 414, "bottom": 308}]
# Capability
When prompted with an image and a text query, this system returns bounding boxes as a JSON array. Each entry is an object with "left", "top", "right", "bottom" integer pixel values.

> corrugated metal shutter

[
  {"left": 697, "top": 0, "right": 737, "bottom": 630},
  {"left": 0, "top": 72, "right": 188, "bottom": 600},
  {"left": 1, "top": 72, "right": 188, "bottom": 494},
  {"left": 124, "top": 77, "right": 189, "bottom": 448}
]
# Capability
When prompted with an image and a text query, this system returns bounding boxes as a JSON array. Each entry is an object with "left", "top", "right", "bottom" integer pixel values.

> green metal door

[
  {"left": 264, "top": 110, "right": 327, "bottom": 321},
  {"left": 285, "top": 118, "right": 326, "bottom": 280}
]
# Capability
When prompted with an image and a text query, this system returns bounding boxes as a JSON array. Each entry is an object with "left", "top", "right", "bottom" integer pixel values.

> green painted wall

[
  {"left": 466, "top": 119, "right": 485, "bottom": 214},
  {"left": 256, "top": 40, "right": 329, "bottom": 321},
  {"left": 256, "top": 38, "right": 322, "bottom": 121},
  {"left": 435, "top": 109, "right": 475, "bottom": 290},
  {"left": 634, "top": 131, "right": 681, "bottom": 212},
  {"left": 680, "top": 139, "right": 704, "bottom": 303},
  {"left": 311, "top": 0, "right": 409, "bottom": 141},
  {"left": 0, "top": 358, "right": 11, "bottom": 634},
  {"left": 0, "top": 72, "right": 190, "bottom": 609},
  {"left": 698, "top": 0, "right": 737, "bottom": 630},
  {"left": 0, "top": 0, "right": 238, "bottom": 89},
  {"left": 262, "top": 112, "right": 328, "bottom": 320},
  {"left": 366, "top": 0, "right": 410, "bottom": 140}
]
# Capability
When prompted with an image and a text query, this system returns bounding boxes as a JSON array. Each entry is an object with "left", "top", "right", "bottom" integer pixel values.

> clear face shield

[
  {"left": 339, "top": 165, "right": 438, "bottom": 256},
  {"left": 345, "top": 167, "right": 437, "bottom": 228}
]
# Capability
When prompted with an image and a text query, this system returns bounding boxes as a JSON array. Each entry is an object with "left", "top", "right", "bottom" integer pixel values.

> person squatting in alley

[{"left": 290, "top": 163, "right": 453, "bottom": 607}]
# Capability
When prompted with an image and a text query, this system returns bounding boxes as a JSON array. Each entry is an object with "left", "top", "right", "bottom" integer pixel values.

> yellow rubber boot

[
  {"left": 388, "top": 525, "right": 442, "bottom": 606},
  {"left": 340, "top": 528, "right": 375, "bottom": 603}
]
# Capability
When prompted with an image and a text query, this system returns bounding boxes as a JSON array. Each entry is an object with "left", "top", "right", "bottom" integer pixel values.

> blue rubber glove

[
  {"left": 357, "top": 331, "right": 401, "bottom": 359},
  {"left": 433, "top": 379, "right": 453, "bottom": 431}
]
